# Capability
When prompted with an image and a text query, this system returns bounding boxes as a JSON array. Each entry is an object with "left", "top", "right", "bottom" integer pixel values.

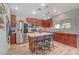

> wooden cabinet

[
  {"left": 42, "top": 20, "right": 46, "bottom": 27},
  {"left": 48, "top": 19, "right": 52, "bottom": 27},
  {"left": 53, "top": 33, "right": 63, "bottom": 43},
  {"left": 53, "top": 32, "right": 77, "bottom": 48},
  {"left": 36, "top": 20, "right": 42, "bottom": 27},
  {"left": 63, "top": 34, "right": 69, "bottom": 45},
  {"left": 27, "top": 18, "right": 42, "bottom": 27},
  {"left": 42, "top": 19, "right": 52, "bottom": 27},
  {"left": 28, "top": 36, "right": 35, "bottom": 53},
  {"left": 10, "top": 32, "right": 16, "bottom": 44},
  {"left": 28, "top": 32, "right": 53, "bottom": 53},
  {"left": 27, "top": 18, "right": 52, "bottom": 27},
  {"left": 69, "top": 34, "right": 77, "bottom": 48},
  {"left": 11, "top": 15, "right": 16, "bottom": 27}
]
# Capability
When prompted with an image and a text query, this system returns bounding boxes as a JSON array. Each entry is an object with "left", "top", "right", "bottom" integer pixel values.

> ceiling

[{"left": 7, "top": 3, "right": 79, "bottom": 19}]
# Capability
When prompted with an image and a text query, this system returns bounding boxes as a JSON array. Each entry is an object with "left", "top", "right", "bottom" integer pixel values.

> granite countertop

[
  {"left": 45, "top": 29, "right": 79, "bottom": 34},
  {"left": 27, "top": 32, "right": 52, "bottom": 37},
  {"left": 44, "top": 27, "right": 79, "bottom": 34}
]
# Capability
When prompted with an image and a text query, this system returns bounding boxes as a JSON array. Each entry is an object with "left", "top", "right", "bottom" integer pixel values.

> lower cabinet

[
  {"left": 53, "top": 32, "right": 77, "bottom": 48},
  {"left": 28, "top": 36, "right": 35, "bottom": 53},
  {"left": 69, "top": 34, "right": 77, "bottom": 48},
  {"left": 10, "top": 33, "right": 16, "bottom": 44}
]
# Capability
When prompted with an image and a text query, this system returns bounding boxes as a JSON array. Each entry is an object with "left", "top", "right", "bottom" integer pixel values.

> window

[
  {"left": 62, "top": 23, "right": 65, "bottom": 29},
  {"left": 54, "top": 24, "right": 60, "bottom": 29},
  {"left": 65, "top": 23, "right": 71, "bottom": 28},
  {"left": 62, "top": 23, "right": 71, "bottom": 29}
]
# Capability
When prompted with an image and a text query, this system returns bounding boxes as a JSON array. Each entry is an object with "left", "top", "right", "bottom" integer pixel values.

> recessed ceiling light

[
  {"left": 41, "top": 3, "right": 45, "bottom": 6},
  {"left": 15, "top": 6, "right": 18, "bottom": 10},
  {"left": 32, "top": 10, "right": 36, "bottom": 14},
  {"left": 54, "top": 9, "right": 57, "bottom": 12},
  {"left": 47, "top": 16, "right": 50, "bottom": 19}
]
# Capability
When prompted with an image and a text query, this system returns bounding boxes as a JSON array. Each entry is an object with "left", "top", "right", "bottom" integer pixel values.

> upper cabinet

[
  {"left": 11, "top": 15, "right": 16, "bottom": 27},
  {"left": 42, "top": 19, "right": 52, "bottom": 27},
  {"left": 27, "top": 18, "right": 42, "bottom": 27},
  {"left": 27, "top": 18, "right": 53, "bottom": 27}
]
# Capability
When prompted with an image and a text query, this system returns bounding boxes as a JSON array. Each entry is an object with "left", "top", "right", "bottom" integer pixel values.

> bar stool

[
  {"left": 49, "top": 34, "right": 54, "bottom": 48},
  {"left": 42, "top": 34, "right": 54, "bottom": 54},
  {"left": 34, "top": 36, "right": 44, "bottom": 54},
  {"left": 42, "top": 35, "right": 50, "bottom": 54}
]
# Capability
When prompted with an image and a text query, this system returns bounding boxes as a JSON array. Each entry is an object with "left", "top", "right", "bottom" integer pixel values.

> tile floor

[{"left": 7, "top": 41, "right": 79, "bottom": 55}]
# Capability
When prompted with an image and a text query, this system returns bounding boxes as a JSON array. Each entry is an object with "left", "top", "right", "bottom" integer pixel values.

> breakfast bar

[{"left": 27, "top": 32, "right": 53, "bottom": 53}]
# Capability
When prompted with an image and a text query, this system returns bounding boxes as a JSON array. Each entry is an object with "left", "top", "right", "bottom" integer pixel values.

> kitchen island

[{"left": 27, "top": 32, "right": 53, "bottom": 53}]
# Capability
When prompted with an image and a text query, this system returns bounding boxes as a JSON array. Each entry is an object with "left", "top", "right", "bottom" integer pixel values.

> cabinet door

[
  {"left": 42, "top": 20, "right": 50, "bottom": 27},
  {"left": 63, "top": 34, "right": 69, "bottom": 45},
  {"left": 37, "top": 20, "right": 42, "bottom": 27},
  {"left": 47, "top": 19, "right": 52, "bottom": 27},
  {"left": 11, "top": 15, "right": 16, "bottom": 27},
  {"left": 45, "top": 20, "right": 50, "bottom": 27},
  {"left": 59, "top": 33, "right": 64, "bottom": 43},
  {"left": 56, "top": 33, "right": 61, "bottom": 42},
  {"left": 10, "top": 33, "right": 16, "bottom": 44},
  {"left": 48, "top": 20, "right": 52, "bottom": 27},
  {"left": 28, "top": 37, "right": 35, "bottom": 53},
  {"left": 53, "top": 33, "right": 61, "bottom": 42},
  {"left": 53, "top": 33, "right": 56, "bottom": 41},
  {"left": 46, "top": 20, "right": 48, "bottom": 27},
  {"left": 65, "top": 35, "right": 69, "bottom": 45},
  {"left": 55, "top": 33, "right": 61, "bottom": 42},
  {"left": 69, "top": 35, "right": 77, "bottom": 48},
  {"left": 42, "top": 20, "right": 45, "bottom": 27},
  {"left": 50, "top": 19, "right": 52, "bottom": 27}
]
